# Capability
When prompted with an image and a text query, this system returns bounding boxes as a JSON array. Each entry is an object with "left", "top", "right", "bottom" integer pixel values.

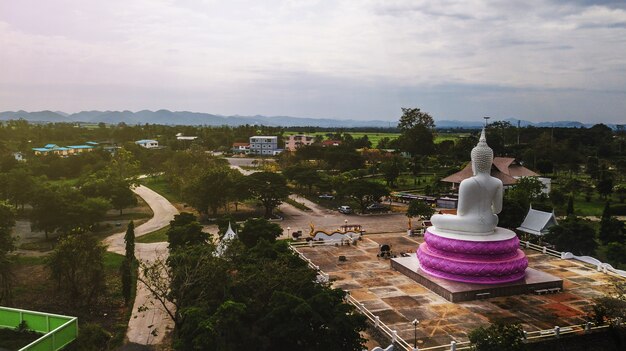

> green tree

[
  {"left": 606, "top": 242, "right": 626, "bottom": 266},
  {"left": 0, "top": 201, "right": 16, "bottom": 303},
  {"left": 125, "top": 221, "right": 135, "bottom": 261},
  {"left": 468, "top": 323, "right": 525, "bottom": 351},
  {"left": 238, "top": 218, "right": 282, "bottom": 248},
  {"left": 381, "top": 157, "right": 403, "bottom": 187},
  {"left": 184, "top": 166, "right": 244, "bottom": 216},
  {"left": 597, "top": 171, "right": 614, "bottom": 200},
  {"left": 397, "top": 107, "right": 436, "bottom": 157},
  {"left": 566, "top": 195, "right": 575, "bottom": 216},
  {"left": 545, "top": 216, "right": 598, "bottom": 255},
  {"left": 109, "top": 180, "right": 137, "bottom": 215},
  {"left": 599, "top": 203, "right": 625, "bottom": 245},
  {"left": 340, "top": 179, "right": 389, "bottom": 213},
  {"left": 120, "top": 258, "right": 133, "bottom": 306},
  {"left": 406, "top": 200, "right": 435, "bottom": 220},
  {"left": 167, "top": 213, "right": 209, "bottom": 251},
  {"left": 47, "top": 234, "right": 106, "bottom": 306},
  {"left": 247, "top": 172, "right": 290, "bottom": 218},
  {"left": 283, "top": 164, "right": 321, "bottom": 194},
  {"left": 508, "top": 177, "right": 545, "bottom": 208}
]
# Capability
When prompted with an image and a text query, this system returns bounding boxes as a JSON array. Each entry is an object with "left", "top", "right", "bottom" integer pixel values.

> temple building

[
  {"left": 517, "top": 207, "right": 558, "bottom": 237},
  {"left": 441, "top": 157, "right": 551, "bottom": 193}
]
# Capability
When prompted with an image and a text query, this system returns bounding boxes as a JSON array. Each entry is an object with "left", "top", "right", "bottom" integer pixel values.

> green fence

[{"left": 0, "top": 306, "right": 77, "bottom": 351}]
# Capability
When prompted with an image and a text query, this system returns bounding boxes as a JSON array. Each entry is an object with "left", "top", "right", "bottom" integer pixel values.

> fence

[
  {"left": 0, "top": 306, "right": 78, "bottom": 351},
  {"left": 289, "top": 240, "right": 626, "bottom": 351}
]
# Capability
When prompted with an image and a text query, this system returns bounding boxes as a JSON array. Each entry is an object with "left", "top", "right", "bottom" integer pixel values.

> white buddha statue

[{"left": 431, "top": 129, "right": 503, "bottom": 235}]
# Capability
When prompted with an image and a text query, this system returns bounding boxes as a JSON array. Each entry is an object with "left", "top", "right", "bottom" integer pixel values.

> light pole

[
  {"left": 483, "top": 116, "right": 490, "bottom": 127},
  {"left": 412, "top": 319, "right": 420, "bottom": 348},
  {"left": 287, "top": 226, "right": 291, "bottom": 238}
]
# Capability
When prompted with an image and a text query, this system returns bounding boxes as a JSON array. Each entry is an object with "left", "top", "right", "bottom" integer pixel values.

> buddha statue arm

[
  {"left": 455, "top": 179, "right": 471, "bottom": 216},
  {"left": 492, "top": 181, "right": 503, "bottom": 214}
]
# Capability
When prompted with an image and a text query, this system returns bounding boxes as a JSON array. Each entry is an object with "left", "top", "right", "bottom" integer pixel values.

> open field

[{"left": 283, "top": 131, "right": 468, "bottom": 147}]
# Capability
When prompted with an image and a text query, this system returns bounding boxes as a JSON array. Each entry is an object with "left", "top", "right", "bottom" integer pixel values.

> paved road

[
  {"left": 279, "top": 195, "right": 409, "bottom": 239},
  {"left": 104, "top": 185, "right": 178, "bottom": 346}
]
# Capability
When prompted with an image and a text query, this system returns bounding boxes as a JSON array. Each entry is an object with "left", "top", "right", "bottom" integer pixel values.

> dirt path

[{"left": 104, "top": 185, "right": 178, "bottom": 346}]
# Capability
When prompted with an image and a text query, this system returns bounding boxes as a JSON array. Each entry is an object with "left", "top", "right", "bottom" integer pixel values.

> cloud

[{"left": 0, "top": 0, "right": 625, "bottom": 123}]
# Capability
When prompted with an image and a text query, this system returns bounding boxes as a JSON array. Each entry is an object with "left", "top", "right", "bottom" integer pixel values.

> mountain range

[{"left": 0, "top": 110, "right": 616, "bottom": 129}]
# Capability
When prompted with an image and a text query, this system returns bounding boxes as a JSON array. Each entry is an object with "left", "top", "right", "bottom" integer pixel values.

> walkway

[{"left": 104, "top": 185, "right": 178, "bottom": 346}]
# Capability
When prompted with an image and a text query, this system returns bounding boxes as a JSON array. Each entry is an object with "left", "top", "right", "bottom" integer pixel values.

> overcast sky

[{"left": 1, "top": 0, "right": 625, "bottom": 123}]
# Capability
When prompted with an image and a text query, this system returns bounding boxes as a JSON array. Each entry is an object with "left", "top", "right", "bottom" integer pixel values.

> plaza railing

[
  {"left": 290, "top": 240, "right": 626, "bottom": 351},
  {"left": 0, "top": 306, "right": 78, "bottom": 351}
]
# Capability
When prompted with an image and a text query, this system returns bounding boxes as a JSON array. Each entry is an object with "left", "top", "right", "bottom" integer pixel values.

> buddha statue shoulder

[{"left": 431, "top": 129, "right": 503, "bottom": 235}]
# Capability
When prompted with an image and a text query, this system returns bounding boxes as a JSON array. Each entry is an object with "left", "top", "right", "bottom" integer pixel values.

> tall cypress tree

[
  {"left": 566, "top": 195, "right": 574, "bottom": 216},
  {"left": 120, "top": 258, "right": 132, "bottom": 306},
  {"left": 599, "top": 202, "right": 625, "bottom": 245},
  {"left": 124, "top": 221, "right": 135, "bottom": 261}
]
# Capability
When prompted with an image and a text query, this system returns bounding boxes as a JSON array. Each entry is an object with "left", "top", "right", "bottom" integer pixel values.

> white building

[
  {"left": 176, "top": 133, "right": 198, "bottom": 141},
  {"left": 517, "top": 207, "right": 558, "bottom": 236},
  {"left": 135, "top": 139, "right": 159, "bottom": 148},
  {"left": 249, "top": 136, "right": 280, "bottom": 155}
]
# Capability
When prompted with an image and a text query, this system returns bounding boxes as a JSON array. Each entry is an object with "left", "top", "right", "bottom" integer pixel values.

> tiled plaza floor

[{"left": 297, "top": 233, "right": 621, "bottom": 349}]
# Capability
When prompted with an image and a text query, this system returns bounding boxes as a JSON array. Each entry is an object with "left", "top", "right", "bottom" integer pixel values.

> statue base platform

[
  {"left": 417, "top": 227, "right": 529, "bottom": 284},
  {"left": 391, "top": 254, "right": 563, "bottom": 302}
]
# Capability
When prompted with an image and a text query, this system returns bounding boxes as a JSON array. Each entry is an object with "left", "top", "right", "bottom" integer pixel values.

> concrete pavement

[{"left": 104, "top": 185, "right": 178, "bottom": 346}]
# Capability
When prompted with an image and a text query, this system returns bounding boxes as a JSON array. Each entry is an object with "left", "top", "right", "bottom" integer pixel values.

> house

[
  {"left": 441, "top": 157, "right": 551, "bottom": 194},
  {"left": 135, "top": 139, "right": 159, "bottom": 149},
  {"left": 249, "top": 136, "right": 280, "bottom": 155},
  {"left": 32, "top": 144, "right": 71, "bottom": 156},
  {"left": 176, "top": 133, "right": 198, "bottom": 141},
  {"left": 322, "top": 140, "right": 342, "bottom": 147},
  {"left": 517, "top": 207, "right": 558, "bottom": 236},
  {"left": 232, "top": 142, "right": 250, "bottom": 154},
  {"left": 66, "top": 144, "right": 96, "bottom": 154},
  {"left": 286, "top": 134, "right": 315, "bottom": 151}
]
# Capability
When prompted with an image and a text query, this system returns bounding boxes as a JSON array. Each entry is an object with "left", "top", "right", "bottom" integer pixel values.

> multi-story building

[
  {"left": 249, "top": 136, "right": 281, "bottom": 155},
  {"left": 285, "top": 134, "right": 315, "bottom": 151}
]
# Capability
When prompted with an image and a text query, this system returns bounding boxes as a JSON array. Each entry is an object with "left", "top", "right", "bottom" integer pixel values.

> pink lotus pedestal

[
  {"left": 391, "top": 227, "right": 562, "bottom": 302},
  {"left": 416, "top": 228, "right": 528, "bottom": 284}
]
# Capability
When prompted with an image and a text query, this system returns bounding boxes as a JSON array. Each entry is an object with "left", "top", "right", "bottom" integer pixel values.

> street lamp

[
  {"left": 287, "top": 226, "right": 291, "bottom": 238},
  {"left": 412, "top": 319, "right": 420, "bottom": 348},
  {"left": 483, "top": 116, "right": 491, "bottom": 127}
]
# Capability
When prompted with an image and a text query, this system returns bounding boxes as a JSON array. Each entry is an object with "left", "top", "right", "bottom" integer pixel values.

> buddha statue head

[{"left": 471, "top": 129, "right": 493, "bottom": 175}]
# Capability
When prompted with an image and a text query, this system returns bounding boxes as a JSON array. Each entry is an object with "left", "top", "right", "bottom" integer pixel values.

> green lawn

[
  {"left": 283, "top": 131, "right": 465, "bottom": 148},
  {"left": 136, "top": 225, "right": 170, "bottom": 243},
  {"left": 140, "top": 175, "right": 182, "bottom": 204}
]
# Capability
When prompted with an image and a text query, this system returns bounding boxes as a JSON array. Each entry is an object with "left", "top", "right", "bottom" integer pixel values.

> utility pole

[
  {"left": 517, "top": 120, "right": 520, "bottom": 145},
  {"left": 483, "top": 116, "right": 491, "bottom": 128}
]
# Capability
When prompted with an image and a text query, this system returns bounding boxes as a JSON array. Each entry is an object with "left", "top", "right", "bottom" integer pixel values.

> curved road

[{"left": 104, "top": 185, "right": 178, "bottom": 346}]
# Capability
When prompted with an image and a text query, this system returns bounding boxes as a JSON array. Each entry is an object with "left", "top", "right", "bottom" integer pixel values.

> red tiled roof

[
  {"left": 232, "top": 142, "right": 249, "bottom": 147},
  {"left": 441, "top": 157, "right": 538, "bottom": 185},
  {"left": 322, "top": 140, "right": 342, "bottom": 146}
]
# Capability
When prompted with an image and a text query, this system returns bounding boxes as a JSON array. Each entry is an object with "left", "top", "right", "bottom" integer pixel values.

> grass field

[
  {"left": 141, "top": 175, "right": 183, "bottom": 204},
  {"left": 283, "top": 131, "right": 467, "bottom": 147},
  {"left": 136, "top": 225, "right": 170, "bottom": 243}
]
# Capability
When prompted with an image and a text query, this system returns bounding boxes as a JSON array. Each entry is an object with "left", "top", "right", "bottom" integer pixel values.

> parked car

[
  {"left": 366, "top": 202, "right": 390, "bottom": 212},
  {"left": 338, "top": 205, "right": 353, "bottom": 214},
  {"left": 318, "top": 193, "right": 334, "bottom": 200}
]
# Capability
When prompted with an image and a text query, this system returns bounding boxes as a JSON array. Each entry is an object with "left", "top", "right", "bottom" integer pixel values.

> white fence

[
  {"left": 289, "top": 240, "right": 625, "bottom": 351},
  {"left": 520, "top": 240, "right": 626, "bottom": 278}
]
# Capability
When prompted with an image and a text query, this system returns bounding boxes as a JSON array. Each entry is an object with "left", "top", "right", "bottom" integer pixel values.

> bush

[
  {"left": 468, "top": 323, "right": 525, "bottom": 351},
  {"left": 610, "top": 204, "right": 626, "bottom": 216},
  {"left": 69, "top": 323, "right": 111, "bottom": 351}
]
